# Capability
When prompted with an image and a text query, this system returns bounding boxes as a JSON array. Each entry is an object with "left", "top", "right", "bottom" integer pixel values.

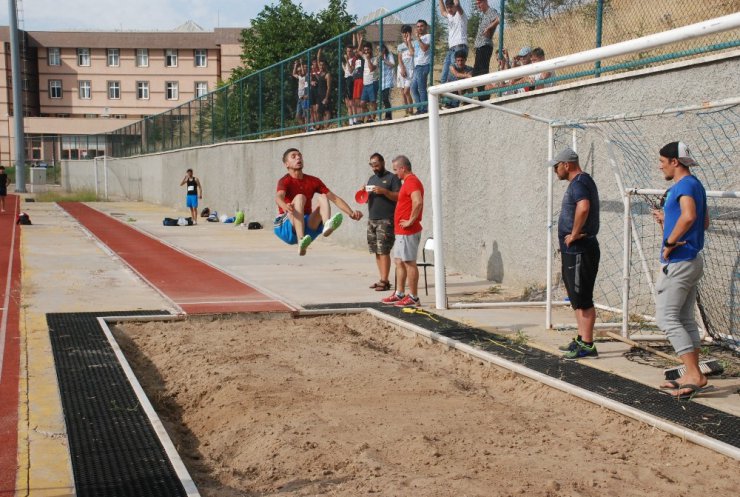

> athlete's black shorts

[{"left": 561, "top": 240, "right": 600, "bottom": 310}]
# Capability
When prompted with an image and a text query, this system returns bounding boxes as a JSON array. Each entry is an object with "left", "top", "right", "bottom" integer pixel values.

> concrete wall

[{"left": 62, "top": 53, "right": 740, "bottom": 288}]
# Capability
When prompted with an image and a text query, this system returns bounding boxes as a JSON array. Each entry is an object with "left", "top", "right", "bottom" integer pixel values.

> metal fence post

[
  {"left": 337, "top": 38, "right": 343, "bottom": 127},
  {"left": 429, "top": 0, "right": 435, "bottom": 92},
  {"left": 595, "top": 0, "right": 604, "bottom": 77},
  {"left": 498, "top": 0, "right": 506, "bottom": 59},
  {"left": 280, "top": 62, "right": 285, "bottom": 134},
  {"left": 259, "top": 72, "right": 263, "bottom": 136}
]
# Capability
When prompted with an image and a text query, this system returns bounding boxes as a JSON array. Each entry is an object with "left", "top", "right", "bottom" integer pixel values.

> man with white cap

[
  {"left": 550, "top": 147, "right": 601, "bottom": 359},
  {"left": 653, "top": 142, "right": 710, "bottom": 399}
]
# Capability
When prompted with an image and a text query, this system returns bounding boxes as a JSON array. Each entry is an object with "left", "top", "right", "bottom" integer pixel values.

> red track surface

[
  {"left": 0, "top": 195, "right": 22, "bottom": 497},
  {"left": 60, "top": 202, "right": 293, "bottom": 314}
]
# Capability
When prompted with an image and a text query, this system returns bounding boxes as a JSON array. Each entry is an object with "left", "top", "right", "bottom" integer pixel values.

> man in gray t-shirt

[
  {"left": 365, "top": 153, "right": 401, "bottom": 291},
  {"left": 472, "top": 0, "right": 500, "bottom": 101}
]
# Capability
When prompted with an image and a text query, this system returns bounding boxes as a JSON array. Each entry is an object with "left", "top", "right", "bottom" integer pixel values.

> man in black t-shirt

[
  {"left": 549, "top": 147, "right": 601, "bottom": 359},
  {"left": 0, "top": 166, "right": 9, "bottom": 213},
  {"left": 364, "top": 153, "right": 401, "bottom": 291}
]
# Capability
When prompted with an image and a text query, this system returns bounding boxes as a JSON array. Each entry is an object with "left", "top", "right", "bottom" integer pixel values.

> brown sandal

[{"left": 374, "top": 280, "right": 391, "bottom": 291}]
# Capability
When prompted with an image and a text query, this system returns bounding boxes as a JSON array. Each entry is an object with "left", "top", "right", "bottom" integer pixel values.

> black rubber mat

[
  {"left": 305, "top": 303, "right": 740, "bottom": 449},
  {"left": 48, "top": 311, "right": 189, "bottom": 497}
]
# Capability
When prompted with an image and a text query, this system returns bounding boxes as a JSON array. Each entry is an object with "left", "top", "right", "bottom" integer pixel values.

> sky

[{"left": 0, "top": 0, "right": 417, "bottom": 31}]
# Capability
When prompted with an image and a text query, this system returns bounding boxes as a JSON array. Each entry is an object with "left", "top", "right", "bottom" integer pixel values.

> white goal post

[{"left": 427, "top": 12, "right": 740, "bottom": 312}]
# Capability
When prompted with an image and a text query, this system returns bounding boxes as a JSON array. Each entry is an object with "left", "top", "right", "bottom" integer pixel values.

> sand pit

[{"left": 113, "top": 314, "right": 739, "bottom": 497}]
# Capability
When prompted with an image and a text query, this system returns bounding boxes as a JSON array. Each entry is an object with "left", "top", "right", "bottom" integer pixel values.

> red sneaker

[
  {"left": 394, "top": 295, "right": 420, "bottom": 307},
  {"left": 381, "top": 292, "right": 403, "bottom": 304}
]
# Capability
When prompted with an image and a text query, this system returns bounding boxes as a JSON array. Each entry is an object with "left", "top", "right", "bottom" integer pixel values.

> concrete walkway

[{"left": 14, "top": 198, "right": 740, "bottom": 495}]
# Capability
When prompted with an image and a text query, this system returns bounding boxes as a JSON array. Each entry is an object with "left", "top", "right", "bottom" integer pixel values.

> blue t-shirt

[
  {"left": 661, "top": 175, "right": 706, "bottom": 263},
  {"left": 558, "top": 172, "right": 600, "bottom": 254}
]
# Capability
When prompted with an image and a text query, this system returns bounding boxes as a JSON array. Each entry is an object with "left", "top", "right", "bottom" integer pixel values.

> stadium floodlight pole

[
  {"left": 427, "top": 11, "right": 740, "bottom": 312},
  {"left": 8, "top": 0, "right": 26, "bottom": 192}
]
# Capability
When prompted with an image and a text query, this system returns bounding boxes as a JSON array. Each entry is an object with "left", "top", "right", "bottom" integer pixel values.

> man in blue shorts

[
  {"left": 550, "top": 147, "right": 601, "bottom": 359},
  {"left": 653, "top": 142, "right": 710, "bottom": 399},
  {"left": 179, "top": 168, "right": 202, "bottom": 224},
  {"left": 274, "top": 148, "right": 363, "bottom": 256}
]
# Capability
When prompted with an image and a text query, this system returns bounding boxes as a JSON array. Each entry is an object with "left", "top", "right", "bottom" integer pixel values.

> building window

[
  {"left": 77, "top": 48, "right": 90, "bottom": 66},
  {"left": 195, "top": 81, "right": 208, "bottom": 98},
  {"left": 136, "top": 81, "right": 149, "bottom": 100},
  {"left": 107, "top": 48, "right": 120, "bottom": 67},
  {"left": 107, "top": 80, "right": 121, "bottom": 99},
  {"left": 136, "top": 48, "right": 149, "bottom": 67},
  {"left": 49, "top": 80, "right": 62, "bottom": 99},
  {"left": 48, "top": 47, "right": 61, "bottom": 66},
  {"left": 194, "top": 49, "right": 207, "bottom": 67},
  {"left": 79, "top": 80, "right": 91, "bottom": 99},
  {"left": 165, "top": 81, "right": 179, "bottom": 100},
  {"left": 165, "top": 49, "right": 178, "bottom": 67}
]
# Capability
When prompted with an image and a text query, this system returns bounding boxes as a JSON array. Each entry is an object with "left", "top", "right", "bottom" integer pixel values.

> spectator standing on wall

[
  {"left": 438, "top": 0, "right": 468, "bottom": 84},
  {"left": 365, "top": 153, "right": 401, "bottom": 292},
  {"left": 380, "top": 44, "right": 396, "bottom": 121},
  {"left": 360, "top": 42, "right": 379, "bottom": 123},
  {"left": 408, "top": 19, "right": 432, "bottom": 114},
  {"left": 292, "top": 59, "right": 308, "bottom": 125},
  {"left": 397, "top": 25, "right": 415, "bottom": 117},
  {"left": 342, "top": 44, "right": 359, "bottom": 125},
  {"left": 471, "top": 0, "right": 500, "bottom": 101},
  {"left": 180, "top": 168, "right": 202, "bottom": 224},
  {"left": 318, "top": 59, "right": 332, "bottom": 128}
]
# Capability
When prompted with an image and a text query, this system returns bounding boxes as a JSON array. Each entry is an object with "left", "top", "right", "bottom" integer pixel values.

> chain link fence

[{"left": 105, "top": 0, "right": 739, "bottom": 157}]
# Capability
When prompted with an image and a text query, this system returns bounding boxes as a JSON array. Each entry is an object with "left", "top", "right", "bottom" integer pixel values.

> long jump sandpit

[{"left": 110, "top": 312, "right": 739, "bottom": 497}]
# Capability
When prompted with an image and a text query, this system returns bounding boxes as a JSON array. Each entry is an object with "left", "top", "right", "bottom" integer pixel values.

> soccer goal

[{"left": 426, "top": 13, "right": 740, "bottom": 351}]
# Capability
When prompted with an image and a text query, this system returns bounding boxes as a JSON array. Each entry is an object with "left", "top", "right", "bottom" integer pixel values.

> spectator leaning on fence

[
  {"left": 292, "top": 59, "right": 308, "bottom": 124},
  {"left": 397, "top": 24, "right": 415, "bottom": 116},
  {"left": 446, "top": 50, "right": 474, "bottom": 108},
  {"left": 472, "top": 0, "right": 500, "bottom": 101},
  {"left": 529, "top": 47, "right": 555, "bottom": 90},
  {"left": 342, "top": 44, "right": 359, "bottom": 125},
  {"left": 360, "top": 42, "right": 379, "bottom": 123},
  {"left": 408, "top": 19, "right": 432, "bottom": 114},
  {"left": 439, "top": 0, "right": 468, "bottom": 84},
  {"left": 380, "top": 44, "right": 396, "bottom": 121}
]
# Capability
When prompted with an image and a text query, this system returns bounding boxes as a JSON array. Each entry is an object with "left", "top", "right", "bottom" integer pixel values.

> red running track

[
  {"left": 60, "top": 202, "right": 293, "bottom": 314},
  {"left": 0, "top": 195, "right": 22, "bottom": 497}
]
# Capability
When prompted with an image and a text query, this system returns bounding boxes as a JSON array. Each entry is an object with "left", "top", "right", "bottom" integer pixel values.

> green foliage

[
  {"left": 34, "top": 189, "right": 99, "bottom": 202},
  {"left": 233, "top": 0, "right": 356, "bottom": 79},
  {"left": 505, "top": 0, "right": 588, "bottom": 23}
]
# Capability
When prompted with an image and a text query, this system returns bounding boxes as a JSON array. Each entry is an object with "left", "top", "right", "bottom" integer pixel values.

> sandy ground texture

[{"left": 113, "top": 314, "right": 740, "bottom": 497}]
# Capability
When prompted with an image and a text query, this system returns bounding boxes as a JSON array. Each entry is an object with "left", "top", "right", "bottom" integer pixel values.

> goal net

[
  {"left": 550, "top": 102, "right": 740, "bottom": 351},
  {"left": 427, "top": 14, "right": 740, "bottom": 351}
]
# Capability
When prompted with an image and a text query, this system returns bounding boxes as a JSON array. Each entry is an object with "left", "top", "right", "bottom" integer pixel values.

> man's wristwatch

[{"left": 664, "top": 240, "right": 677, "bottom": 247}]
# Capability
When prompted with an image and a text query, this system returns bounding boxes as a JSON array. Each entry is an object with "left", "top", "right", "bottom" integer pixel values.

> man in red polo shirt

[
  {"left": 275, "top": 148, "right": 363, "bottom": 256},
  {"left": 381, "top": 155, "right": 424, "bottom": 307}
]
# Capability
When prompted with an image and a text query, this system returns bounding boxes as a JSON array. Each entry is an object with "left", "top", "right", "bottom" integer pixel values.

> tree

[
  {"left": 314, "top": 0, "right": 356, "bottom": 43},
  {"left": 234, "top": 0, "right": 315, "bottom": 78},
  {"left": 505, "top": 0, "right": 587, "bottom": 23}
]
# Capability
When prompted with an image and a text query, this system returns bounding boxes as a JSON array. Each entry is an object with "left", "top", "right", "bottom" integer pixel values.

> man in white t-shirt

[
  {"left": 408, "top": 19, "right": 432, "bottom": 114},
  {"left": 439, "top": 0, "right": 468, "bottom": 84},
  {"left": 360, "top": 42, "right": 379, "bottom": 121},
  {"left": 397, "top": 24, "right": 415, "bottom": 116}
]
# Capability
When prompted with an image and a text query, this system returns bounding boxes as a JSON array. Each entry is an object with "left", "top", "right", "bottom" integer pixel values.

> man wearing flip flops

[
  {"left": 274, "top": 148, "right": 363, "bottom": 256},
  {"left": 653, "top": 142, "right": 711, "bottom": 400},
  {"left": 363, "top": 153, "right": 402, "bottom": 292}
]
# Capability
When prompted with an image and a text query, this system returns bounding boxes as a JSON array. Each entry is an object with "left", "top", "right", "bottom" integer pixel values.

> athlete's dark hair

[
  {"left": 282, "top": 148, "right": 300, "bottom": 162},
  {"left": 370, "top": 152, "right": 385, "bottom": 164}
]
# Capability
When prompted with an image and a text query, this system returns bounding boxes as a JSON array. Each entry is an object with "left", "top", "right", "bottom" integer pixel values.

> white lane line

[{"left": 0, "top": 197, "right": 19, "bottom": 382}]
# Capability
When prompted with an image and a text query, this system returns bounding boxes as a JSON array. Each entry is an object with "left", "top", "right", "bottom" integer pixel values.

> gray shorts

[{"left": 392, "top": 232, "right": 421, "bottom": 262}]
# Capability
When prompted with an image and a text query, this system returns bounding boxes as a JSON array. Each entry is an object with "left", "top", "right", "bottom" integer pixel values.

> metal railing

[{"left": 105, "top": 0, "right": 739, "bottom": 157}]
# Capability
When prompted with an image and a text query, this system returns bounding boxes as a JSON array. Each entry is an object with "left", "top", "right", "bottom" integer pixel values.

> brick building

[{"left": 0, "top": 21, "right": 243, "bottom": 165}]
